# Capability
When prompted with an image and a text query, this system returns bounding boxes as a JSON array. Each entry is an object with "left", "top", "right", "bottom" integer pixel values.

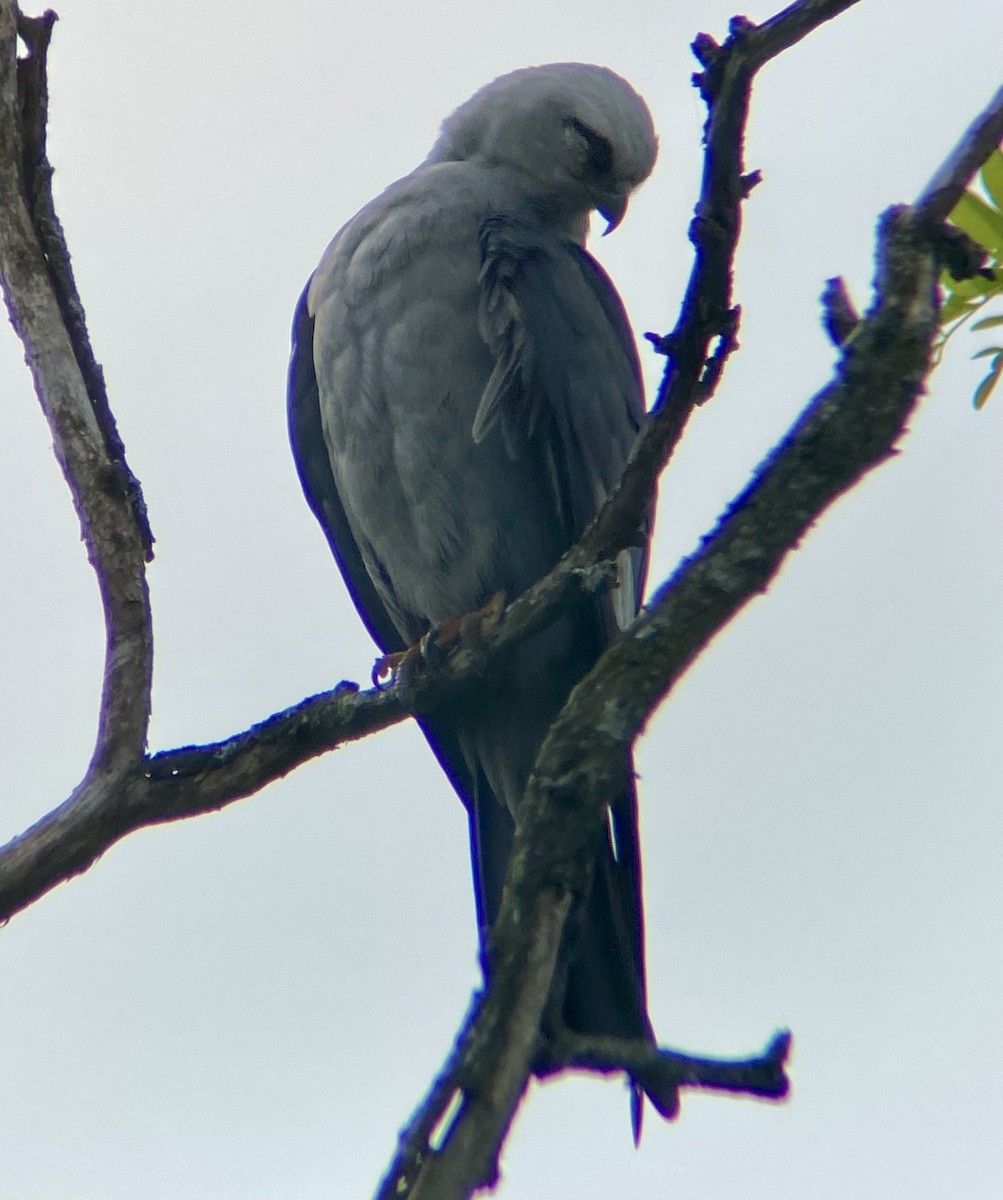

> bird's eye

[{"left": 566, "top": 118, "right": 614, "bottom": 179}]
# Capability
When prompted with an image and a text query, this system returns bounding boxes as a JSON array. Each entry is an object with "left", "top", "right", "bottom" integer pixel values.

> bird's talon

[{"left": 372, "top": 649, "right": 407, "bottom": 689}]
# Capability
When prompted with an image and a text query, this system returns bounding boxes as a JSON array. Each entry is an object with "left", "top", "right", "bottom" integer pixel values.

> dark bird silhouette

[{"left": 287, "top": 62, "right": 658, "bottom": 1134}]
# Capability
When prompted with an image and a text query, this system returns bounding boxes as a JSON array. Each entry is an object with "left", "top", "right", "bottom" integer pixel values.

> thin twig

[
  {"left": 821, "top": 276, "right": 860, "bottom": 346},
  {"left": 916, "top": 83, "right": 1003, "bottom": 223},
  {"left": 539, "top": 1028, "right": 792, "bottom": 1118}
]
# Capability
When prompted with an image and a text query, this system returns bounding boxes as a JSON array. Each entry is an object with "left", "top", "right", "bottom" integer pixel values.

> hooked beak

[{"left": 598, "top": 192, "right": 628, "bottom": 235}]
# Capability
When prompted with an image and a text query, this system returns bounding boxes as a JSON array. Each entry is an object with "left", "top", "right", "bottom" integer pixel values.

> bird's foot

[
  {"left": 371, "top": 591, "right": 506, "bottom": 688},
  {"left": 371, "top": 645, "right": 419, "bottom": 688},
  {"left": 431, "top": 590, "right": 506, "bottom": 667}
]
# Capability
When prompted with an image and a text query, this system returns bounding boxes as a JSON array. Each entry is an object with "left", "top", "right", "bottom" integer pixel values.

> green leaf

[
  {"left": 972, "top": 345, "right": 1003, "bottom": 360},
  {"left": 973, "top": 353, "right": 1003, "bottom": 410},
  {"left": 942, "top": 273, "right": 995, "bottom": 302},
  {"left": 939, "top": 299, "right": 976, "bottom": 327},
  {"left": 981, "top": 149, "right": 1003, "bottom": 212},
  {"left": 949, "top": 191, "right": 1003, "bottom": 253},
  {"left": 970, "top": 314, "right": 1003, "bottom": 332}
]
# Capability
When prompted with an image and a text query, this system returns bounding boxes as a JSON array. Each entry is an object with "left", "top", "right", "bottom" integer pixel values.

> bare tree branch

[
  {"left": 538, "top": 1029, "right": 792, "bottom": 1116},
  {"left": 0, "top": 559, "right": 630, "bottom": 922},
  {"left": 0, "top": 0, "right": 154, "bottom": 914},
  {"left": 0, "top": 4, "right": 154, "bottom": 769},
  {"left": 1, "top": 2, "right": 996, "bottom": 1195},
  {"left": 1, "top": 9, "right": 154, "bottom": 762},
  {"left": 916, "top": 81, "right": 1003, "bottom": 223},
  {"left": 15, "top": 8, "right": 154, "bottom": 558}
]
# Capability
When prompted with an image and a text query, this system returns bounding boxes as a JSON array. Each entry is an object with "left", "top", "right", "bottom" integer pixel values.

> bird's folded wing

[
  {"left": 287, "top": 280, "right": 406, "bottom": 655},
  {"left": 475, "top": 212, "right": 651, "bottom": 627}
]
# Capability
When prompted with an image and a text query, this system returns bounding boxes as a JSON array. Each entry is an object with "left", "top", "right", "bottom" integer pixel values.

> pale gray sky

[{"left": 1, "top": 1, "right": 1001, "bottom": 1197}]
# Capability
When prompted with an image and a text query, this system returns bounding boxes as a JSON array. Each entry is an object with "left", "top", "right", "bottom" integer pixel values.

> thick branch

[
  {"left": 408, "top": 890, "right": 572, "bottom": 1200},
  {"left": 0, "top": 3, "right": 148, "bottom": 919},
  {"left": 0, "top": 6, "right": 154, "bottom": 776}
]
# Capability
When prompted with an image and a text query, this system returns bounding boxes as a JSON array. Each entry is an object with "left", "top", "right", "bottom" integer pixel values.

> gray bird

[{"left": 287, "top": 63, "right": 658, "bottom": 1133}]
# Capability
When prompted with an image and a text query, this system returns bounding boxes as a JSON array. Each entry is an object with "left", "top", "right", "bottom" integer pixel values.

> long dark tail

[{"left": 421, "top": 621, "right": 653, "bottom": 1136}]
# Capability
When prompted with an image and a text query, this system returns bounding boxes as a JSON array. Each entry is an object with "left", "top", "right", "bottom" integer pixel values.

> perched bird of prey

[{"left": 288, "top": 62, "right": 658, "bottom": 1131}]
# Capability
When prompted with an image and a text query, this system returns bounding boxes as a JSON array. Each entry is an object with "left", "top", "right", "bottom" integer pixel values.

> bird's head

[{"left": 429, "top": 63, "right": 658, "bottom": 239}]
